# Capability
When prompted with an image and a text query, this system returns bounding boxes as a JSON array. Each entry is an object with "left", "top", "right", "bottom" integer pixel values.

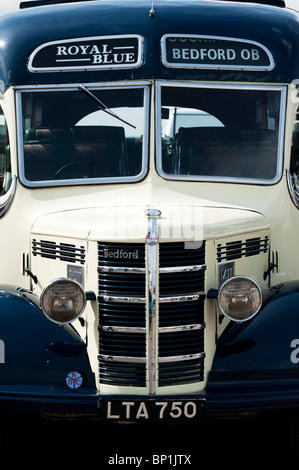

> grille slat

[
  {"left": 99, "top": 359, "right": 146, "bottom": 386},
  {"left": 159, "top": 358, "right": 204, "bottom": 386},
  {"left": 100, "top": 301, "right": 146, "bottom": 328},
  {"left": 160, "top": 272, "right": 205, "bottom": 295},
  {"left": 99, "top": 331, "right": 146, "bottom": 358},
  {"left": 159, "top": 297, "right": 204, "bottom": 327},
  {"left": 160, "top": 242, "right": 205, "bottom": 267},
  {"left": 159, "top": 331, "right": 205, "bottom": 357}
]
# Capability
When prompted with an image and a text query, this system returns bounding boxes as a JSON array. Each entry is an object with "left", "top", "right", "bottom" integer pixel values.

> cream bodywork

[
  {"left": 0, "top": 81, "right": 297, "bottom": 395},
  {"left": 30, "top": 201, "right": 270, "bottom": 394}
]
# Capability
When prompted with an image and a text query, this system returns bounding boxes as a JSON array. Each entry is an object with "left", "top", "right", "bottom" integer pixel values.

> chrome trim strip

[
  {"left": 159, "top": 294, "right": 203, "bottom": 303},
  {"left": 158, "top": 352, "right": 205, "bottom": 363},
  {"left": 98, "top": 264, "right": 205, "bottom": 274},
  {"left": 100, "top": 325, "right": 146, "bottom": 334},
  {"left": 98, "top": 354, "right": 146, "bottom": 364},
  {"left": 98, "top": 266, "right": 145, "bottom": 274},
  {"left": 15, "top": 83, "right": 150, "bottom": 188},
  {"left": 159, "top": 323, "right": 205, "bottom": 333},
  {"left": 0, "top": 176, "right": 17, "bottom": 218},
  {"left": 287, "top": 169, "right": 299, "bottom": 209},
  {"left": 100, "top": 295, "right": 146, "bottom": 304},
  {"left": 28, "top": 35, "right": 144, "bottom": 73},
  {"left": 161, "top": 34, "right": 275, "bottom": 71},
  {"left": 159, "top": 264, "right": 206, "bottom": 274},
  {"left": 15, "top": 81, "right": 151, "bottom": 90},
  {"left": 145, "top": 208, "right": 161, "bottom": 395}
]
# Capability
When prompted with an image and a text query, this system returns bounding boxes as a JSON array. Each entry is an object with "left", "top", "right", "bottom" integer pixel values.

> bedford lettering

[
  {"left": 172, "top": 47, "right": 236, "bottom": 61},
  {"left": 171, "top": 46, "right": 260, "bottom": 62},
  {"left": 103, "top": 248, "right": 139, "bottom": 259}
]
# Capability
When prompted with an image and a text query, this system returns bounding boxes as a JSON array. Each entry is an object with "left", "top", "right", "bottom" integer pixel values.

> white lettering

[
  {"left": 227, "top": 49, "right": 236, "bottom": 60},
  {"left": 113, "top": 53, "right": 125, "bottom": 63},
  {"left": 68, "top": 45, "right": 80, "bottom": 55},
  {"left": 102, "top": 54, "right": 113, "bottom": 64},
  {"left": 107, "top": 402, "right": 120, "bottom": 419},
  {"left": 108, "top": 455, "right": 143, "bottom": 468},
  {"left": 169, "top": 402, "right": 183, "bottom": 418},
  {"left": 136, "top": 402, "right": 149, "bottom": 419},
  {"left": 182, "top": 48, "right": 189, "bottom": 59},
  {"left": 190, "top": 49, "right": 199, "bottom": 59},
  {"left": 57, "top": 46, "right": 67, "bottom": 56},
  {"left": 252, "top": 49, "right": 260, "bottom": 61},
  {"left": 200, "top": 49, "right": 208, "bottom": 60},
  {"left": 184, "top": 402, "right": 197, "bottom": 418},
  {"left": 241, "top": 48, "right": 250, "bottom": 60},
  {"left": 122, "top": 402, "right": 134, "bottom": 419},
  {"left": 172, "top": 48, "right": 181, "bottom": 59},
  {"left": 156, "top": 402, "right": 168, "bottom": 419},
  {"left": 207, "top": 49, "right": 217, "bottom": 60},
  {"left": 90, "top": 45, "right": 101, "bottom": 54},
  {"left": 102, "top": 44, "right": 112, "bottom": 54},
  {"left": 79, "top": 45, "right": 89, "bottom": 54},
  {"left": 93, "top": 55, "right": 102, "bottom": 64},
  {"left": 218, "top": 48, "right": 225, "bottom": 60},
  {"left": 125, "top": 52, "right": 135, "bottom": 63}
]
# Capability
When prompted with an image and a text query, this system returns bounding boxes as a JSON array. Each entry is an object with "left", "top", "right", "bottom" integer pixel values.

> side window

[{"left": 0, "top": 105, "right": 11, "bottom": 194}]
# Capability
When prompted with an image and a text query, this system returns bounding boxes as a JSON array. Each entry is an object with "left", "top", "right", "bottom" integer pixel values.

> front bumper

[{"left": 1, "top": 378, "right": 299, "bottom": 420}]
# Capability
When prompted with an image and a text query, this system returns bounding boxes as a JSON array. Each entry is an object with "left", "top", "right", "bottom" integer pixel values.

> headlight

[
  {"left": 41, "top": 278, "right": 86, "bottom": 324},
  {"left": 218, "top": 276, "right": 262, "bottom": 322}
]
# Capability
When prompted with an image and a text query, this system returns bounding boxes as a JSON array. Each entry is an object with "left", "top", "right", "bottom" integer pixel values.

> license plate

[{"left": 98, "top": 398, "right": 206, "bottom": 421}]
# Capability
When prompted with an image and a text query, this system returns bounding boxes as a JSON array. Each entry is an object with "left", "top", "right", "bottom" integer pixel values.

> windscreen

[
  {"left": 20, "top": 86, "right": 148, "bottom": 186},
  {"left": 158, "top": 84, "right": 284, "bottom": 183}
]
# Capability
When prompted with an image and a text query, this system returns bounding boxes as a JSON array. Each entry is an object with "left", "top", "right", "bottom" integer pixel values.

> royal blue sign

[{"left": 28, "top": 35, "right": 143, "bottom": 72}]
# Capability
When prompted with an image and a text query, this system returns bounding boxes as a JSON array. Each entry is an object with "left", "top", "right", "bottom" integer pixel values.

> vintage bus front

[{"left": 1, "top": 0, "right": 299, "bottom": 433}]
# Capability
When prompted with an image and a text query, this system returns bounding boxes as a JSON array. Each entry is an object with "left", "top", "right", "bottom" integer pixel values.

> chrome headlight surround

[
  {"left": 218, "top": 275, "right": 262, "bottom": 323},
  {"left": 41, "top": 278, "right": 86, "bottom": 325}
]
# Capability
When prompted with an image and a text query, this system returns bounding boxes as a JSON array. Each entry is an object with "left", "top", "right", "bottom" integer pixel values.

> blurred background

[{"left": 1, "top": 0, "right": 298, "bottom": 16}]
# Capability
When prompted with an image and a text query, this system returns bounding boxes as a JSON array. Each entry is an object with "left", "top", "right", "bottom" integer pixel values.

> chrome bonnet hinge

[{"left": 145, "top": 208, "right": 161, "bottom": 395}]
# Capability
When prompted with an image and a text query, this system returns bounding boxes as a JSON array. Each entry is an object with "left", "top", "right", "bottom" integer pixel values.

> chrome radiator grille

[{"left": 98, "top": 240, "right": 206, "bottom": 389}]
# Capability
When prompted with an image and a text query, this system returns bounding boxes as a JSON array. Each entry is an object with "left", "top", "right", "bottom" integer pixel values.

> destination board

[
  {"left": 161, "top": 35, "right": 274, "bottom": 71},
  {"left": 28, "top": 35, "right": 143, "bottom": 72}
]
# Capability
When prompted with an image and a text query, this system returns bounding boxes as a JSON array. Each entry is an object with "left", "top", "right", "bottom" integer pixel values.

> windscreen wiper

[{"left": 79, "top": 85, "right": 136, "bottom": 129}]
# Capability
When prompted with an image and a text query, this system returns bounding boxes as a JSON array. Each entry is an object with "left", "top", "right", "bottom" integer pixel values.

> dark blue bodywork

[
  {"left": 1, "top": 283, "right": 299, "bottom": 416},
  {"left": 0, "top": 286, "right": 97, "bottom": 414},
  {"left": 207, "top": 282, "right": 299, "bottom": 413},
  {"left": 0, "top": 0, "right": 298, "bottom": 92}
]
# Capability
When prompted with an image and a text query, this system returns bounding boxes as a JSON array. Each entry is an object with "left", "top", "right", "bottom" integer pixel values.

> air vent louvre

[
  {"left": 32, "top": 239, "right": 85, "bottom": 264},
  {"left": 217, "top": 236, "right": 269, "bottom": 262}
]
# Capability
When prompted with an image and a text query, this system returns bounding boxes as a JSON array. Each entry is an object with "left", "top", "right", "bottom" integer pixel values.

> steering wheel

[{"left": 53, "top": 160, "right": 111, "bottom": 179}]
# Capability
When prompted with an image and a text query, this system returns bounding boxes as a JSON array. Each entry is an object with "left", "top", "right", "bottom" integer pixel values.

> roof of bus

[{"left": 0, "top": 0, "right": 298, "bottom": 90}]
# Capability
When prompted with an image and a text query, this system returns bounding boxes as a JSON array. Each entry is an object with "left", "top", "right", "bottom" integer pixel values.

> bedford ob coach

[{"left": 1, "top": 0, "right": 299, "bottom": 447}]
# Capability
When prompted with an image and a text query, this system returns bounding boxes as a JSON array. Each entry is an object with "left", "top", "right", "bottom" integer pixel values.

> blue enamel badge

[{"left": 66, "top": 372, "right": 83, "bottom": 389}]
